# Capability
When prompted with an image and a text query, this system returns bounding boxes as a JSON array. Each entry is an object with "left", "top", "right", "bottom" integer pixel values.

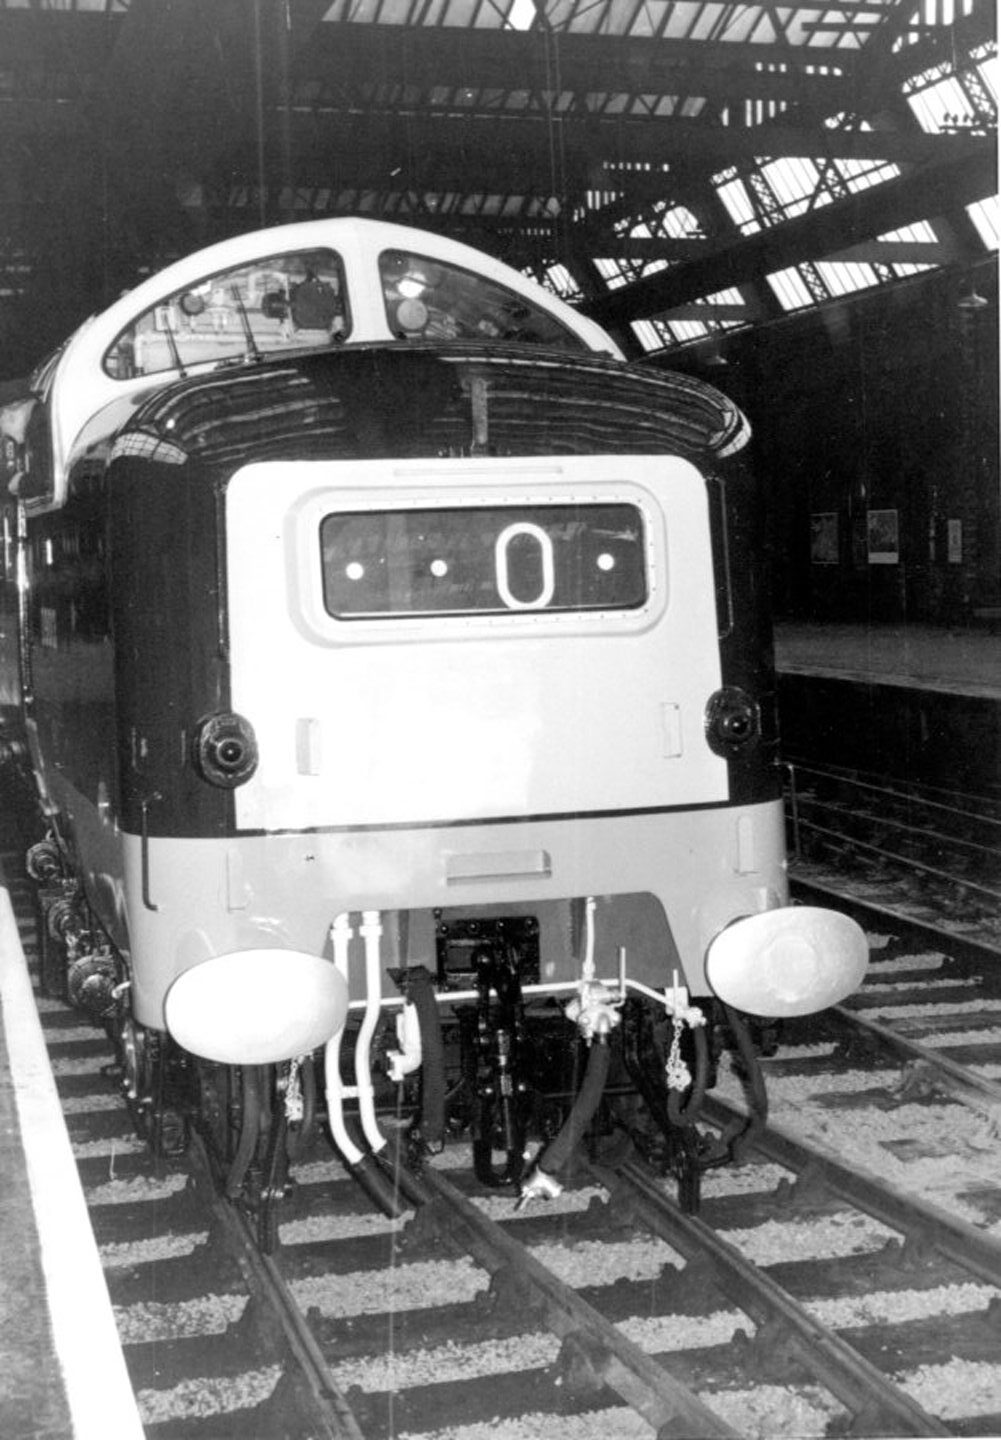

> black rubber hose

[
  {"left": 226, "top": 1064, "right": 263, "bottom": 1199},
  {"left": 376, "top": 1147, "right": 433, "bottom": 1208},
  {"left": 720, "top": 1001, "right": 769, "bottom": 1160},
  {"left": 349, "top": 1152, "right": 408, "bottom": 1218},
  {"left": 535, "top": 1037, "right": 611, "bottom": 1176},
  {"left": 406, "top": 968, "right": 446, "bottom": 1150}
]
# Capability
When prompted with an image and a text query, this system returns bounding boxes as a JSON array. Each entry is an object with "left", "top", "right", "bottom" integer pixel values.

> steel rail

[
  {"left": 788, "top": 873, "right": 1001, "bottom": 965},
  {"left": 798, "top": 804, "right": 1001, "bottom": 865},
  {"left": 832, "top": 1002, "right": 1001, "bottom": 1124},
  {"left": 188, "top": 1132, "right": 365, "bottom": 1440},
  {"left": 790, "top": 817, "right": 1001, "bottom": 902},
  {"left": 702, "top": 1094, "right": 1001, "bottom": 1290},
  {"left": 602, "top": 1158, "right": 949, "bottom": 1438},
  {"left": 785, "top": 760, "right": 1001, "bottom": 834},
  {"left": 418, "top": 1159, "right": 741, "bottom": 1439}
]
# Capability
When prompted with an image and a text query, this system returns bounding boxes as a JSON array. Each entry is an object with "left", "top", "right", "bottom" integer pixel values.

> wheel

[{"left": 35, "top": 896, "right": 68, "bottom": 999}]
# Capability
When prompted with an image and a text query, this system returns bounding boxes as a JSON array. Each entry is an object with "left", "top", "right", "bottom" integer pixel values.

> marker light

[
  {"left": 705, "top": 686, "right": 760, "bottom": 757},
  {"left": 164, "top": 949, "right": 349, "bottom": 1065},
  {"left": 705, "top": 906, "right": 868, "bottom": 1018},
  {"left": 192, "top": 711, "right": 258, "bottom": 788}
]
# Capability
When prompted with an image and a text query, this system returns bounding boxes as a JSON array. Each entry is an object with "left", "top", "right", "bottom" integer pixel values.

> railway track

[
  {"left": 785, "top": 760, "right": 1001, "bottom": 953},
  {"left": 8, "top": 833, "right": 1001, "bottom": 1439},
  {"left": 784, "top": 757, "right": 1001, "bottom": 1148}
]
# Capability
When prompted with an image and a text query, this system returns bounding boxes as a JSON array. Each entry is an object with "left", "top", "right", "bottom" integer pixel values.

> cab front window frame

[
  {"left": 379, "top": 248, "right": 588, "bottom": 352},
  {"left": 102, "top": 247, "right": 351, "bottom": 381}
]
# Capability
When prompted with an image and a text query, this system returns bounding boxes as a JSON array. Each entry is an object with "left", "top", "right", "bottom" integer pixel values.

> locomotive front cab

[
  {"left": 84, "top": 339, "right": 868, "bottom": 1008},
  {"left": 97, "top": 345, "right": 865, "bottom": 1206},
  {"left": 105, "top": 346, "right": 782, "bottom": 1049},
  {"left": 154, "top": 346, "right": 864, "bottom": 1214}
]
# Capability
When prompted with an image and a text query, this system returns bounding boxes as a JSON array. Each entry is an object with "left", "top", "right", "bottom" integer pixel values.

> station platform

[
  {"left": 773, "top": 620, "right": 1001, "bottom": 701},
  {"left": 0, "top": 871, "right": 144, "bottom": 1440},
  {"left": 773, "top": 621, "right": 1001, "bottom": 796}
]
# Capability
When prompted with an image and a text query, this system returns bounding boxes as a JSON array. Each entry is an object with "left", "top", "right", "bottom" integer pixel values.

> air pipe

[
  {"left": 324, "top": 914, "right": 404, "bottom": 1217},
  {"left": 358, "top": 911, "right": 431, "bottom": 1207},
  {"left": 324, "top": 912, "right": 428, "bottom": 1214},
  {"left": 518, "top": 897, "right": 617, "bottom": 1207}
]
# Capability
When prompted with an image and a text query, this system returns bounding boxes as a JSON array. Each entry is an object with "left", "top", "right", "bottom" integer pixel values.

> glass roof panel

[
  {"left": 614, "top": 3, "right": 666, "bottom": 38},
  {"left": 881, "top": 221, "right": 938, "bottom": 243},
  {"left": 506, "top": 0, "right": 537, "bottom": 26},
  {"left": 980, "top": 46, "right": 1000, "bottom": 103},
  {"left": 670, "top": 318, "right": 712, "bottom": 341},
  {"left": 637, "top": 203, "right": 705, "bottom": 240},
  {"left": 907, "top": 74, "right": 976, "bottom": 130},
  {"left": 715, "top": 174, "right": 760, "bottom": 232},
  {"left": 631, "top": 319, "right": 670, "bottom": 351},
  {"left": 445, "top": 0, "right": 503, "bottom": 24},
  {"left": 538, "top": 263, "right": 583, "bottom": 300},
  {"left": 768, "top": 267, "right": 816, "bottom": 310},
  {"left": 762, "top": 157, "right": 822, "bottom": 208},
  {"left": 905, "top": 44, "right": 997, "bottom": 131},
  {"left": 817, "top": 260, "right": 880, "bottom": 295},
  {"left": 595, "top": 255, "right": 671, "bottom": 289},
  {"left": 968, "top": 197, "right": 1000, "bottom": 249}
]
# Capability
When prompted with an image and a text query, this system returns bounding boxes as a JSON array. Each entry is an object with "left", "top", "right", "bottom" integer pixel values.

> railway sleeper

[
  {"left": 845, "top": 1397, "right": 946, "bottom": 1440},
  {"left": 879, "top": 1231, "right": 943, "bottom": 1274},
  {"left": 729, "top": 1317, "right": 807, "bottom": 1385},
  {"left": 551, "top": 1328, "right": 613, "bottom": 1405},
  {"left": 226, "top": 1289, "right": 289, "bottom": 1359},
  {"left": 254, "top": 1362, "right": 359, "bottom": 1440},
  {"left": 773, "top": 1162, "right": 836, "bottom": 1210},
  {"left": 475, "top": 1260, "right": 549, "bottom": 1324}
]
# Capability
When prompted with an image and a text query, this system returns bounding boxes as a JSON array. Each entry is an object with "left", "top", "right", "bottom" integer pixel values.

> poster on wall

[
  {"left": 867, "top": 508, "right": 899, "bottom": 565},
  {"left": 810, "top": 512, "right": 839, "bottom": 565},
  {"left": 948, "top": 519, "right": 963, "bottom": 563}
]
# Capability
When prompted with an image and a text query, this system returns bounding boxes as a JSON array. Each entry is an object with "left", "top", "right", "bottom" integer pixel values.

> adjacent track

[{"left": 785, "top": 759, "right": 1001, "bottom": 955}]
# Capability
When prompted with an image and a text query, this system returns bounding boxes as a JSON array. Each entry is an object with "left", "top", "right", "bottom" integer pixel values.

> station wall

[{"left": 704, "top": 262, "right": 999, "bottom": 628}]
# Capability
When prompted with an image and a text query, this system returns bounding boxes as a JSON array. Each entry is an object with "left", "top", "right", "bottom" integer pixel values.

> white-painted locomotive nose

[
  {"left": 705, "top": 906, "right": 868, "bottom": 1018},
  {"left": 164, "top": 950, "right": 349, "bottom": 1064}
]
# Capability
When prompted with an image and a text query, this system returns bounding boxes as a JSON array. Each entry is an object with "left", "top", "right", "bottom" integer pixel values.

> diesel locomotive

[{"left": 0, "top": 218, "right": 866, "bottom": 1239}]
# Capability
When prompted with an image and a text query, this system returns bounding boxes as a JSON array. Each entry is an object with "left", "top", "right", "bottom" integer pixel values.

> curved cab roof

[{"left": 28, "top": 216, "right": 625, "bottom": 509}]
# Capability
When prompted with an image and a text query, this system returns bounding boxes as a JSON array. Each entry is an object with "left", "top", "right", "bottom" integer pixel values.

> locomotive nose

[
  {"left": 164, "top": 949, "right": 349, "bottom": 1065},
  {"left": 705, "top": 906, "right": 868, "bottom": 1018}
]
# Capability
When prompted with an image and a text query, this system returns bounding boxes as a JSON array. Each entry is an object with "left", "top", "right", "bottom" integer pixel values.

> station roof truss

[{"left": 0, "top": 0, "right": 995, "bottom": 360}]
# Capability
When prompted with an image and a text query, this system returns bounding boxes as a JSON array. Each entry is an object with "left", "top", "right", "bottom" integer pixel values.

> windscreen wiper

[
  {"left": 230, "top": 284, "right": 262, "bottom": 362},
  {"left": 162, "top": 310, "right": 187, "bottom": 378}
]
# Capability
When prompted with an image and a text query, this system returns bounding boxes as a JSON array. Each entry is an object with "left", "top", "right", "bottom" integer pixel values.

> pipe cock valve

[{"left": 564, "top": 982, "right": 622, "bottom": 1043}]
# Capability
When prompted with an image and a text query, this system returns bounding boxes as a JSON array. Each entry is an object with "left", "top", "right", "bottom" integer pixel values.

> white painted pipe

[
  {"left": 355, "top": 909, "right": 387, "bottom": 1156},
  {"left": 324, "top": 914, "right": 364, "bottom": 1165}
]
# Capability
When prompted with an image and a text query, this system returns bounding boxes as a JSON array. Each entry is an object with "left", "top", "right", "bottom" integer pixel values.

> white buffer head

[
  {"left": 164, "top": 949, "right": 349, "bottom": 1064},
  {"left": 705, "top": 906, "right": 868, "bottom": 1018}
]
